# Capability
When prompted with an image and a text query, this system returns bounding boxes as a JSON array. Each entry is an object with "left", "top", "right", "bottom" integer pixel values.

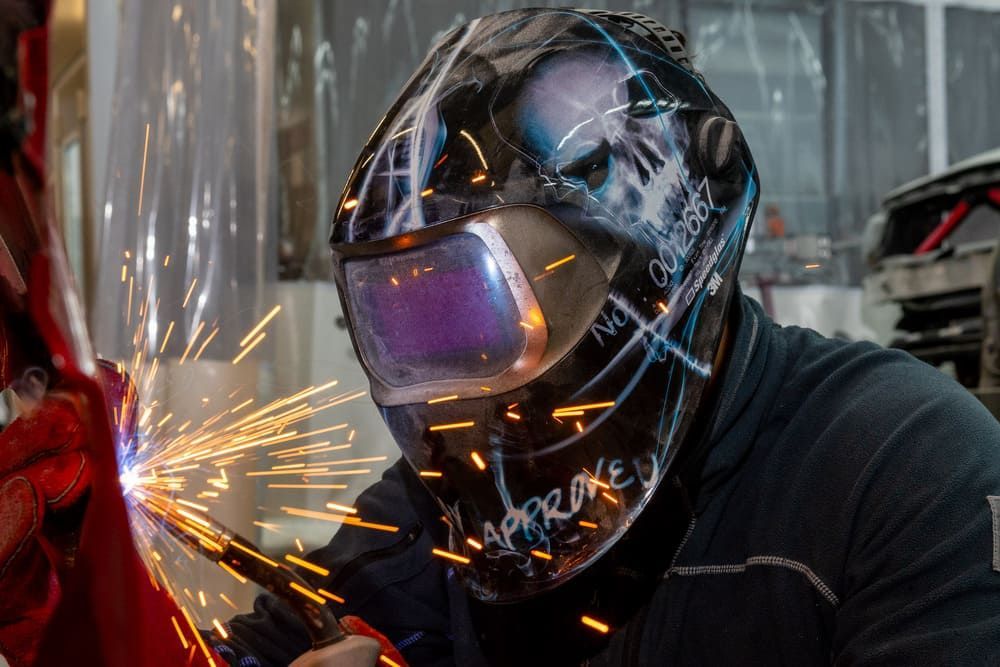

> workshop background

[{"left": 36, "top": 0, "right": 1000, "bottom": 628}]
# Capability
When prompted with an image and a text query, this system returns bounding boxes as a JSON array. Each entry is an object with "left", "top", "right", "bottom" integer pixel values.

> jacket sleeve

[
  {"left": 832, "top": 368, "right": 1000, "bottom": 665},
  {"left": 208, "top": 458, "right": 455, "bottom": 667}
]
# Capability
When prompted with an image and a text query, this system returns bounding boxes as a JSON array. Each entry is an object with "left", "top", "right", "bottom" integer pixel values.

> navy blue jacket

[{"left": 212, "top": 294, "right": 1000, "bottom": 665}]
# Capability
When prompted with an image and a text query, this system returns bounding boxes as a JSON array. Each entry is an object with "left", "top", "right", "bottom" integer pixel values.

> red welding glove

[
  {"left": 340, "top": 616, "right": 409, "bottom": 667},
  {"left": 0, "top": 393, "right": 91, "bottom": 667}
]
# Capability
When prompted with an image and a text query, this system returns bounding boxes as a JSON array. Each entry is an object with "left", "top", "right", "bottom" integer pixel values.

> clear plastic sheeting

[
  {"left": 94, "top": 0, "right": 269, "bottom": 358},
  {"left": 92, "top": 0, "right": 272, "bottom": 620},
  {"left": 691, "top": 3, "right": 827, "bottom": 237},
  {"left": 91, "top": 0, "right": 396, "bottom": 626},
  {"left": 837, "top": 2, "right": 929, "bottom": 255},
  {"left": 946, "top": 7, "right": 1000, "bottom": 165}
]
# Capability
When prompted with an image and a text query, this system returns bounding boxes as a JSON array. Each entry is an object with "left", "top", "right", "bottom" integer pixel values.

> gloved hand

[
  {"left": 0, "top": 391, "right": 91, "bottom": 666},
  {"left": 340, "top": 616, "right": 409, "bottom": 667}
]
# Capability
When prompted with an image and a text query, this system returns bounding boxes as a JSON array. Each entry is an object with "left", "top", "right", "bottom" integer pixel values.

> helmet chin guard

[{"left": 331, "top": 8, "right": 759, "bottom": 602}]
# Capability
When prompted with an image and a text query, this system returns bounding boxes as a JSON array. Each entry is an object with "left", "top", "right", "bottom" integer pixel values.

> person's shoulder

[
  {"left": 746, "top": 332, "right": 1000, "bottom": 663},
  {"left": 773, "top": 323, "right": 991, "bottom": 431},
  {"left": 764, "top": 322, "right": 1000, "bottom": 495}
]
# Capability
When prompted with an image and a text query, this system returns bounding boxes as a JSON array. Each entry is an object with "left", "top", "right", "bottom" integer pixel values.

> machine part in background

[
  {"left": 980, "top": 243, "right": 1000, "bottom": 414},
  {"left": 863, "top": 148, "right": 1000, "bottom": 418}
]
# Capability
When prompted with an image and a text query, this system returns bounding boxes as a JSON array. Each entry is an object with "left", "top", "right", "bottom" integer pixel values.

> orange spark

[
  {"left": 581, "top": 615, "right": 610, "bottom": 634},
  {"left": 182, "top": 277, "right": 198, "bottom": 309},
  {"left": 553, "top": 401, "right": 616, "bottom": 415},
  {"left": 193, "top": 326, "right": 220, "bottom": 361},
  {"left": 309, "top": 456, "right": 386, "bottom": 467},
  {"left": 138, "top": 123, "right": 151, "bottom": 215},
  {"left": 325, "top": 502, "right": 358, "bottom": 515},
  {"left": 230, "top": 398, "right": 254, "bottom": 413},
  {"left": 432, "top": 548, "right": 471, "bottom": 565},
  {"left": 285, "top": 554, "right": 330, "bottom": 577},
  {"left": 159, "top": 320, "right": 176, "bottom": 353},
  {"left": 470, "top": 451, "right": 487, "bottom": 470},
  {"left": 180, "top": 605, "right": 217, "bottom": 666},
  {"left": 301, "top": 469, "right": 370, "bottom": 477},
  {"left": 588, "top": 476, "right": 610, "bottom": 490},
  {"left": 230, "top": 540, "right": 280, "bottom": 568},
  {"left": 274, "top": 444, "right": 346, "bottom": 459},
  {"left": 270, "top": 441, "right": 344, "bottom": 457},
  {"left": 240, "top": 305, "right": 282, "bottom": 347},
  {"left": 179, "top": 320, "right": 206, "bottom": 365},
  {"left": 429, "top": 421, "right": 475, "bottom": 432},
  {"left": 253, "top": 521, "right": 282, "bottom": 533},
  {"left": 232, "top": 332, "right": 266, "bottom": 365},
  {"left": 245, "top": 468, "right": 329, "bottom": 477},
  {"left": 318, "top": 588, "right": 346, "bottom": 604},
  {"left": 127, "top": 276, "right": 134, "bottom": 326},
  {"left": 544, "top": 254, "right": 576, "bottom": 271},
  {"left": 289, "top": 581, "right": 326, "bottom": 605},
  {"left": 170, "top": 616, "right": 189, "bottom": 650},
  {"left": 280, "top": 506, "right": 399, "bottom": 533},
  {"left": 175, "top": 498, "right": 209, "bottom": 512}
]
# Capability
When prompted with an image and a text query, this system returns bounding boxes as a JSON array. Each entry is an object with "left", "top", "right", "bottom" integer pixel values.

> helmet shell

[{"left": 331, "top": 8, "right": 759, "bottom": 602}]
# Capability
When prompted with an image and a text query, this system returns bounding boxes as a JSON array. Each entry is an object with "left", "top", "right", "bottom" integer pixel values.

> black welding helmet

[{"left": 330, "top": 8, "right": 759, "bottom": 602}]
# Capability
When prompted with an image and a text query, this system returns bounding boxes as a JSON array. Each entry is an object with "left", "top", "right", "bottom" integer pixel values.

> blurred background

[{"left": 40, "top": 0, "right": 1000, "bottom": 618}]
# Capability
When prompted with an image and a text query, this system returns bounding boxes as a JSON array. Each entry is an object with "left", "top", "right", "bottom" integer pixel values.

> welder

[{"left": 203, "top": 9, "right": 1000, "bottom": 665}]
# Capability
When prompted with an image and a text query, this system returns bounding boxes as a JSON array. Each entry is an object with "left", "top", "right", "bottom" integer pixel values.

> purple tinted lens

[{"left": 345, "top": 234, "right": 526, "bottom": 387}]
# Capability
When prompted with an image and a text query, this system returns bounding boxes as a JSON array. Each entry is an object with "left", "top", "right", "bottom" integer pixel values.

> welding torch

[{"left": 143, "top": 496, "right": 383, "bottom": 666}]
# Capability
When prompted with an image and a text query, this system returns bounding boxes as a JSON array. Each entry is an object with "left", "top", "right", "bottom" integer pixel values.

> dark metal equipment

[{"left": 864, "top": 148, "right": 1000, "bottom": 418}]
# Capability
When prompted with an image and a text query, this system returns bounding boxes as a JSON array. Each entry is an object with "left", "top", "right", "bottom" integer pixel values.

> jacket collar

[{"left": 691, "top": 289, "right": 787, "bottom": 512}]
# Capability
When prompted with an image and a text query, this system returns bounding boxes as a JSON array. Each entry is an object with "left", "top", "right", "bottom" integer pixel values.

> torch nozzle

[{"left": 140, "top": 495, "right": 344, "bottom": 648}]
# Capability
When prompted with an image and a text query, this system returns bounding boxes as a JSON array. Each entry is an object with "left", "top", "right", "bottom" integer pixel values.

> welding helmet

[{"left": 330, "top": 8, "right": 759, "bottom": 602}]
